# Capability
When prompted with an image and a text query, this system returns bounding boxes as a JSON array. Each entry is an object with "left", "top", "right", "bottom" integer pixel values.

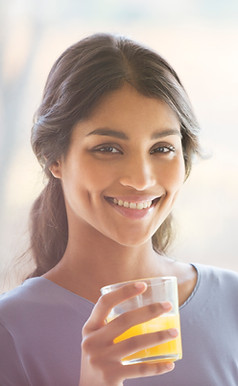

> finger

[
  {"left": 112, "top": 328, "right": 178, "bottom": 359},
  {"left": 122, "top": 360, "right": 175, "bottom": 379},
  {"left": 104, "top": 302, "right": 172, "bottom": 343},
  {"left": 84, "top": 282, "right": 147, "bottom": 332}
]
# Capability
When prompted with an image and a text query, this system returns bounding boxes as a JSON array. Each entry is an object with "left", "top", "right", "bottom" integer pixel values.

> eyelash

[
  {"left": 92, "top": 145, "right": 122, "bottom": 154},
  {"left": 150, "top": 145, "right": 176, "bottom": 154},
  {"left": 91, "top": 143, "right": 176, "bottom": 155}
]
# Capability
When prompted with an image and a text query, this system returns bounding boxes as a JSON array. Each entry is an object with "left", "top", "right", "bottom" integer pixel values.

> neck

[{"left": 45, "top": 224, "right": 172, "bottom": 303}]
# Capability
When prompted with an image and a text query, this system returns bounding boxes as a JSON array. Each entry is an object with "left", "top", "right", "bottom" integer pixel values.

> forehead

[
  {"left": 92, "top": 84, "right": 178, "bottom": 122},
  {"left": 72, "top": 84, "right": 180, "bottom": 139}
]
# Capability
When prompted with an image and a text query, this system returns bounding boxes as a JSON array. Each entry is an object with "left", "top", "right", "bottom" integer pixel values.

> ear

[{"left": 49, "top": 160, "right": 62, "bottom": 179}]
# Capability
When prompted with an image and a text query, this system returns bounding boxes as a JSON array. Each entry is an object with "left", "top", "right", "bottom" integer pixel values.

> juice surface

[{"left": 112, "top": 314, "right": 182, "bottom": 363}]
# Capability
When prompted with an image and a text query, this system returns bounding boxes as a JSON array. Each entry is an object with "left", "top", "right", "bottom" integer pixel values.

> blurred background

[{"left": 0, "top": 0, "right": 238, "bottom": 293}]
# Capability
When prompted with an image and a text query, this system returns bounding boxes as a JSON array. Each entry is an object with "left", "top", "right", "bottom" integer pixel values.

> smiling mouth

[{"left": 106, "top": 197, "right": 160, "bottom": 210}]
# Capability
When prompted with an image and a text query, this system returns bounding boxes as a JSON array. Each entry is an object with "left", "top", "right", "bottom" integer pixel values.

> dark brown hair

[{"left": 29, "top": 33, "right": 201, "bottom": 277}]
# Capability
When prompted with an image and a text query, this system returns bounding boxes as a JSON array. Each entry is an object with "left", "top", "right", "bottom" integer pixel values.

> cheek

[
  {"left": 77, "top": 159, "right": 116, "bottom": 194},
  {"left": 161, "top": 157, "right": 185, "bottom": 192}
]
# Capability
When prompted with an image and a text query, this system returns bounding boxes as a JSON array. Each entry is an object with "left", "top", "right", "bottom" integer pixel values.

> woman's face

[{"left": 51, "top": 84, "right": 185, "bottom": 246}]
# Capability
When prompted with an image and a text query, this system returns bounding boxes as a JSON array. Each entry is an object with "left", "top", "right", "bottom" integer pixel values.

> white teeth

[
  {"left": 129, "top": 202, "right": 137, "bottom": 209},
  {"left": 112, "top": 198, "right": 153, "bottom": 210}
]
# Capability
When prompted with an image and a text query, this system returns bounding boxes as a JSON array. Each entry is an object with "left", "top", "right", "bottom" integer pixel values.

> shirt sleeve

[{"left": 0, "top": 322, "right": 30, "bottom": 386}]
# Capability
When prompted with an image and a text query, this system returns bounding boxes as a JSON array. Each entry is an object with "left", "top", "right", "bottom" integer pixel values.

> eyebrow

[
  {"left": 86, "top": 127, "right": 181, "bottom": 140},
  {"left": 151, "top": 128, "right": 182, "bottom": 139},
  {"left": 87, "top": 128, "right": 129, "bottom": 139}
]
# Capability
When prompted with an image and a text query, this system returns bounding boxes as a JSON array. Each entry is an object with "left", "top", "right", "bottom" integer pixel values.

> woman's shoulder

[
  {"left": 186, "top": 263, "right": 238, "bottom": 310},
  {"left": 176, "top": 262, "right": 238, "bottom": 311},
  {"left": 0, "top": 278, "right": 49, "bottom": 325},
  {"left": 0, "top": 276, "right": 94, "bottom": 327},
  {"left": 194, "top": 263, "right": 238, "bottom": 286},
  {"left": 0, "top": 277, "right": 43, "bottom": 307}
]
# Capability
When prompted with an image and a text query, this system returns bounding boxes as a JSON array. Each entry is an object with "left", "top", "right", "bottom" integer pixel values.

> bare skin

[
  {"left": 45, "top": 241, "right": 196, "bottom": 306},
  {"left": 80, "top": 283, "right": 178, "bottom": 386},
  {"left": 44, "top": 84, "right": 197, "bottom": 385}
]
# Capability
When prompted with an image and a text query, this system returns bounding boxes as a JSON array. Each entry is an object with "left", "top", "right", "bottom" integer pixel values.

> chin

[{"left": 111, "top": 232, "right": 153, "bottom": 248}]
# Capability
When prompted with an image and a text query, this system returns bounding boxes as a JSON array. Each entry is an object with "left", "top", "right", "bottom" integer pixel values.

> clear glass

[{"left": 101, "top": 276, "right": 182, "bottom": 365}]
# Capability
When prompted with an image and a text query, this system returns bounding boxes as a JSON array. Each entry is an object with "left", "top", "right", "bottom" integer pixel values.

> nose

[{"left": 119, "top": 155, "right": 157, "bottom": 191}]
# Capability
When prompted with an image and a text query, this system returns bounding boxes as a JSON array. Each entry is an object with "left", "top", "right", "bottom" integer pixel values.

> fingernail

[
  {"left": 168, "top": 328, "right": 178, "bottom": 337},
  {"left": 134, "top": 282, "right": 147, "bottom": 290},
  {"left": 166, "top": 362, "right": 175, "bottom": 371},
  {"left": 161, "top": 302, "right": 172, "bottom": 311}
]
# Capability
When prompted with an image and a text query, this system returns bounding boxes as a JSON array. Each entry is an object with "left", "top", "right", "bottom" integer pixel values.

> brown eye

[
  {"left": 92, "top": 144, "right": 122, "bottom": 154},
  {"left": 150, "top": 145, "right": 175, "bottom": 154},
  {"left": 99, "top": 146, "right": 117, "bottom": 153}
]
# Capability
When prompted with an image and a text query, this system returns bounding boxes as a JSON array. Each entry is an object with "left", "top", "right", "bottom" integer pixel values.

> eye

[
  {"left": 91, "top": 144, "right": 122, "bottom": 154},
  {"left": 150, "top": 144, "right": 176, "bottom": 154}
]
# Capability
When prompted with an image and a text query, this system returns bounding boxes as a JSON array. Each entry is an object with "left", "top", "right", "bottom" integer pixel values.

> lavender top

[{"left": 0, "top": 264, "right": 238, "bottom": 386}]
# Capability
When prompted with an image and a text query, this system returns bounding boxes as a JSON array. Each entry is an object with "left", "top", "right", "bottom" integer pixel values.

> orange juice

[{"left": 112, "top": 314, "right": 182, "bottom": 364}]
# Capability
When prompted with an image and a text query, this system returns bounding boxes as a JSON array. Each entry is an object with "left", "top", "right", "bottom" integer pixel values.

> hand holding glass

[{"left": 101, "top": 276, "right": 182, "bottom": 365}]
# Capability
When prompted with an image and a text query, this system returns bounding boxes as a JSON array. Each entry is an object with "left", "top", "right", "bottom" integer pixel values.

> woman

[{"left": 0, "top": 33, "right": 238, "bottom": 386}]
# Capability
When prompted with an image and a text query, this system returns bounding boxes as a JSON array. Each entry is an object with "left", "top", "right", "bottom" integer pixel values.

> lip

[{"left": 105, "top": 196, "right": 161, "bottom": 220}]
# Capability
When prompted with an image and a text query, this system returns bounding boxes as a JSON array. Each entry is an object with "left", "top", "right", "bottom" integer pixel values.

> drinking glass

[{"left": 101, "top": 276, "right": 182, "bottom": 365}]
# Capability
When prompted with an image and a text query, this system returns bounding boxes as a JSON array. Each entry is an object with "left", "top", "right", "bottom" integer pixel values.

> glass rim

[{"left": 101, "top": 276, "right": 177, "bottom": 292}]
